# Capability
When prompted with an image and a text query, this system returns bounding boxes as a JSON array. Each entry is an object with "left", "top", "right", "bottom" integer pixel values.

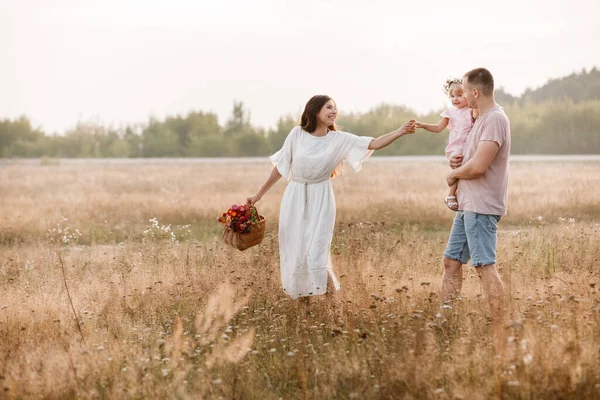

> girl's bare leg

[
  {"left": 448, "top": 182, "right": 457, "bottom": 197},
  {"left": 445, "top": 182, "right": 459, "bottom": 211}
]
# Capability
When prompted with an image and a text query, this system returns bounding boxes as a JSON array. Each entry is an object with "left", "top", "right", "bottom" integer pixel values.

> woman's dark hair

[{"left": 300, "top": 95, "right": 337, "bottom": 133}]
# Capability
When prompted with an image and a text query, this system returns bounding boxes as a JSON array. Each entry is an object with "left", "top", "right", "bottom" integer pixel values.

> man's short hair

[{"left": 464, "top": 68, "right": 494, "bottom": 96}]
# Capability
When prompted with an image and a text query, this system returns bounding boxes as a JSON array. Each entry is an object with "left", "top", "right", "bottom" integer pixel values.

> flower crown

[{"left": 443, "top": 77, "right": 463, "bottom": 96}]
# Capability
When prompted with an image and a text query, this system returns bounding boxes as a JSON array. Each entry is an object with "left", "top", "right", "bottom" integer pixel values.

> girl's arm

[
  {"left": 246, "top": 166, "right": 282, "bottom": 205},
  {"left": 415, "top": 118, "right": 449, "bottom": 133},
  {"left": 368, "top": 120, "right": 416, "bottom": 150}
]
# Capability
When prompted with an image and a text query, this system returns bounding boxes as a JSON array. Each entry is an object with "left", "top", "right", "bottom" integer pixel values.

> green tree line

[{"left": 2, "top": 69, "right": 600, "bottom": 157}]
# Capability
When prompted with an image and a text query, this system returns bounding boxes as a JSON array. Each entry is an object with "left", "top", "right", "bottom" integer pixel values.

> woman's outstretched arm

[
  {"left": 246, "top": 166, "right": 282, "bottom": 205},
  {"left": 368, "top": 120, "right": 416, "bottom": 150}
]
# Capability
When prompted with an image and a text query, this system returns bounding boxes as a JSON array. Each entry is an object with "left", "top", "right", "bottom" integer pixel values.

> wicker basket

[{"left": 222, "top": 212, "right": 266, "bottom": 251}]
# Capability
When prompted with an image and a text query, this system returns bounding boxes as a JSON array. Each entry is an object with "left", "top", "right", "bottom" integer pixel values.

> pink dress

[{"left": 441, "top": 107, "right": 474, "bottom": 159}]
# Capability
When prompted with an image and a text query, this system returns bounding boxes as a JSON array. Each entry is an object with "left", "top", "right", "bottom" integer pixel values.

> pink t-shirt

[
  {"left": 457, "top": 105, "right": 511, "bottom": 216},
  {"left": 441, "top": 107, "right": 474, "bottom": 159}
]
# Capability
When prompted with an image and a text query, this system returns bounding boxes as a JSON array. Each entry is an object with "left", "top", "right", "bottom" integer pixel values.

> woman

[{"left": 247, "top": 95, "right": 415, "bottom": 299}]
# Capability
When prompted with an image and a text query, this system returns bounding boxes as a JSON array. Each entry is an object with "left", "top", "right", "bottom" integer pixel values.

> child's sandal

[{"left": 445, "top": 195, "right": 459, "bottom": 211}]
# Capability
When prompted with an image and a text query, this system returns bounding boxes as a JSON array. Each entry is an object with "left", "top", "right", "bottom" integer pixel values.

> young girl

[{"left": 415, "top": 78, "right": 478, "bottom": 210}]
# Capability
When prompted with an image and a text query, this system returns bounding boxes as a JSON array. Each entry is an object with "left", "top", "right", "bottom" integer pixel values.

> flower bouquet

[{"left": 217, "top": 204, "right": 266, "bottom": 251}]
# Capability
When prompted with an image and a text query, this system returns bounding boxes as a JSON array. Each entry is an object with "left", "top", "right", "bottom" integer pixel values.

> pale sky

[{"left": 1, "top": 0, "right": 599, "bottom": 134}]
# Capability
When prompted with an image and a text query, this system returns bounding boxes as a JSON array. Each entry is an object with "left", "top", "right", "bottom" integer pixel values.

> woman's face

[{"left": 316, "top": 99, "right": 338, "bottom": 127}]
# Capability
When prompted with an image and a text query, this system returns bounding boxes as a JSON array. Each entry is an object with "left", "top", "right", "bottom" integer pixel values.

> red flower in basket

[
  {"left": 218, "top": 204, "right": 260, "bottom": 234},
  {"left": 218, "top": 204, "right": 266, "bottom": 251}
]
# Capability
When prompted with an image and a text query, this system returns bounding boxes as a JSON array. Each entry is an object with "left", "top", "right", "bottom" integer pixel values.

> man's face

[{"left": 462, "top": 78, "right": 478, "bottom": 109}]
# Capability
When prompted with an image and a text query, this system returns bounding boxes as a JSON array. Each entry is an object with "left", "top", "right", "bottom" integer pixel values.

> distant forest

[{"left": 1, "top": 68, "right": 599, "bottom": 157}]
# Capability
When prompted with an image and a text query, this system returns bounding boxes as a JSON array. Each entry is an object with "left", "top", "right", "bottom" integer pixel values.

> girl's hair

[
  {"left": 300, "top": 95, "right": 337, "bottom": 133},
  {"left": 443, "top": 78, "right": 463, "bottom": 97}
]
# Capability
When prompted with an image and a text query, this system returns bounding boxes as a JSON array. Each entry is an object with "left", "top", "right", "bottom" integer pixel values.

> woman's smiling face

[{"left": 316, "top": 99, "right": 338, "bottom": 127}]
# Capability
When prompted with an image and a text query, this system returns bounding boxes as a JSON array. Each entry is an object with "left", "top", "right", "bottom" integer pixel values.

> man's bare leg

[
  {"left": 477, "top": 264, "right": 506, "bottom": 355},
  {"left": 441, "top": 257, "right": 463, "bottom": 305}
]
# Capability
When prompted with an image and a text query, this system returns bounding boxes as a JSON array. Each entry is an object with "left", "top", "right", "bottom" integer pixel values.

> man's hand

[
  {"left": 449, "top": 154, "right": 463, "bottom": 169},
  {"left": 446, "top": 171, "right": 458, "bottom": 187}
]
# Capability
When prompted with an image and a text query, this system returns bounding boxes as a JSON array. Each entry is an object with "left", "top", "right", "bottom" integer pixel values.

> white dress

[{"left": 269, "top": 126, "right": 374, "bottom": 298}]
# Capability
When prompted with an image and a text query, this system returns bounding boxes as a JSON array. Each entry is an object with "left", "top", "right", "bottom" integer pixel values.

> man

[{"left": 443, "top": 68, "right": 511, "bottom": 349}]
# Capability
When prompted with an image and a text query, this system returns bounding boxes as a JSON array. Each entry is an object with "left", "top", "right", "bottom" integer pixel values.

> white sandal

[{"left": 445, "top": 195, "right": 459, "bottom": 211}]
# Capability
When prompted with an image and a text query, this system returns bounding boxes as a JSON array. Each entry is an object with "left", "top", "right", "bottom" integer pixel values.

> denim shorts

[{"left": 443, "top": 211, "right": 501, "bottom": 267}]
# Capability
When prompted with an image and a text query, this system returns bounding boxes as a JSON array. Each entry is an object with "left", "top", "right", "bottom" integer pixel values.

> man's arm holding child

[{"left": 446, "top": 141, "right": 499, "bottom": 187}]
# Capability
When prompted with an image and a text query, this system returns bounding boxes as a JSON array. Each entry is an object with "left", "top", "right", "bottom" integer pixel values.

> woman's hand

[
  {"left": 414, "top": 121, "right": 424, "bottom": 129},
  {"left": 246, "top": 166, "right": 282, "bottom": 206},
  {"left": 246, "top": 193, "right": 262, "bottom": 206},
  {"left": 368, "top": 119, "right": 417, "bottom": 150},
  {"left": 400, "top": 119, "right": 417, "bottom": 135}
]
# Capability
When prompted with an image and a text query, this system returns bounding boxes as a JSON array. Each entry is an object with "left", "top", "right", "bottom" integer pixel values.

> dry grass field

[{"left": 1, "top": 158, "right": 600, "bottom": 399}]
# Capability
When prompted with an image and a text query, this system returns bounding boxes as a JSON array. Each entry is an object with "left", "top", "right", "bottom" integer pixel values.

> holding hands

[
  {"left": 367, "top": 119, "right": 416, "bottom": 150},
  {"left": 401, "top": 119, "right": 417, "bottom": 135}
]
